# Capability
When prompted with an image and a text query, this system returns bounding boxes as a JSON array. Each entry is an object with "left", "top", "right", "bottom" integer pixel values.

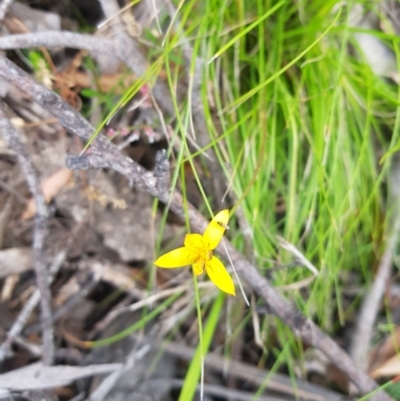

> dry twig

[
  {"left": 0, "top": 101, "right": 53, "bottom": 365},
  {"left": 86, "top": 344, "right": 151, "bottom": 401},
  {"left": 0, "top": 54, "right": 391, "bottom": 400},
  {"left": 350, "top": 153, "right": 400, "bottom": 371},
  {"left": 0, "top": 246, "right": 67, "bottom": 363},
  {"left": 0, "top": 0, "right": 14, "bottom": 22},
  {"left": 0, "top": 362, "right": 121, "bottom": 391},
  {"left": 0, "top": 224, "right": 79, "bottom": 362},
  {"left": 168, "top": 380, "right": 312, "bottom": 401},
  {"left": 0, "top": 29, "right": 174, "bottom": 116},
  {"left": 164, "top": 0, "right": 227, "bottom": 202},
  {"left": 0, "top": 31, "right": 115, "bottom": 56},
  {"left": 97, "top": 0, "right": 174, "bottom": 117}
]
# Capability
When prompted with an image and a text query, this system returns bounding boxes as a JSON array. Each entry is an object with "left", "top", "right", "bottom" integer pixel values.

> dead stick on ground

[
  {"left": 0, "top": 31, "right": 115, "bottom": 56},
  {"left": 0, "top": 0, "right": 14, "bottom": 22},
  {"left": 0, "top": 101, "right": 53, "bottom": 365},
  {"left": 0, "top": 25, "right": 212, "bottom": 166},
  {"left": 0, "top": 55, "right": 391, "bottom": 400},
  {"left": 0, "top": 222, "right": 85, "bottom": 361},
  {"left": 0, "top": 30, "right": 174, "bottom": 115},
  {"left": 0, "top": 248, "right": 68, "bottom": 362},
  {"left": 96, "top": 0, "right": 174, "bottom": 116},
  {"left": 163, "top": 0, "right": 226, "bottom": 203},
  {"left": 86, "top": 344, "right": 151, "bottom": 401},
  {"left": 350, "top": 153, "right": 400, "bottom": 371}
]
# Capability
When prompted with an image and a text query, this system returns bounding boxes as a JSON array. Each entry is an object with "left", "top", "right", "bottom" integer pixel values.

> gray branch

[
  {"left": 0, "top": 101, "right": 53, "bottom": 365},
  {"left": 0, "top": 0, "right": 14, "bottom": 22},
  {"left": 0, "top": 30, "right": 174, "bottom": 116},
  {"left": 0, "top": 248, "right": 68, "bottom": 362}
]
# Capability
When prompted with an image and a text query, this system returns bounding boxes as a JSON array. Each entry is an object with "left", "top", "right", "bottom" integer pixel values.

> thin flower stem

[{"left": 192, "top": 273, "right": 204, "bottom": 401}]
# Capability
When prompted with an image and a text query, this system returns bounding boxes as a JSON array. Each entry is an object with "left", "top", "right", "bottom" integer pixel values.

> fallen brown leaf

[
  {"left": 370, "top": 354, "right": 400, "bottom": 379},
  {"left": 0, "top": 247, "right": 33, "bottom": 278},
  {"left": 21, "top": 168, "right": 73, "bottom": 219},
  {"left": 368, "top": 327, "right": 400, "bottom": 374}
]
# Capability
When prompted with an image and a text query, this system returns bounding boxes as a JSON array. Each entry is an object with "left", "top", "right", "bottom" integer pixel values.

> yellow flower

[{"left": 154, "top": 210, "right": 235, "bottom": 296}]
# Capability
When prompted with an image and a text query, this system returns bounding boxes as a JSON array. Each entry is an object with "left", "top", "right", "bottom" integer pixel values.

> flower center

[
  {"left": 192, "top": 250, "right": 213, "bottom": 276},
  {"left": 202, "top": 249, "right": 213, "bottom": 262}
]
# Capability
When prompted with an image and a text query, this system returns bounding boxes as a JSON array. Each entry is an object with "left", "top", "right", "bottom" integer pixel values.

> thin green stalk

[
  {"left": 178, "top": 292, "right": 225, "bottom": 401},
  {"left": 88, "top": 292, "right": 182, "bottom": 348}
]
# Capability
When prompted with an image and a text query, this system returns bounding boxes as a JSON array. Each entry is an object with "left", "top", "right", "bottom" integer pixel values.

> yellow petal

[
  {"left": 184, "top": 233, "right": 204, "bottom": 251},
  {"left": 193, "top": 259, "right": 205, "bottom": 276},
  {"left": 154, "top": 247, "right": 197, "bottom": 268},
  {"left": 203, "top": 209, "right": 230, "bottom": 250},
  {"left": 205, "top": 256, "right": 235, "bottom": 295}
]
